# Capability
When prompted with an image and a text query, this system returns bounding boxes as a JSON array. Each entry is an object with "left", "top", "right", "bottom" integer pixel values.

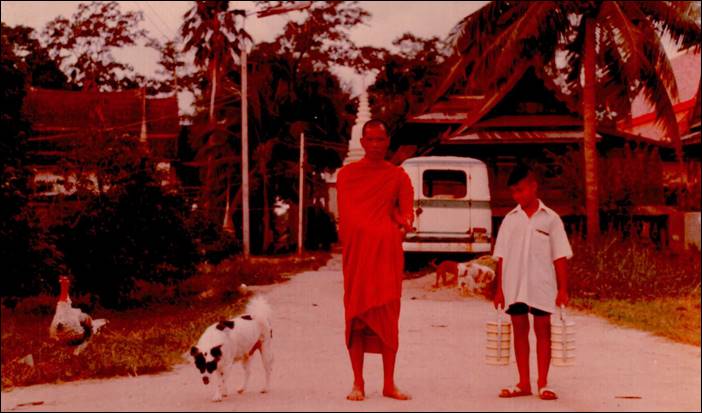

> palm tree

[
  {"left": 181, "top": 1, "right": 250, "bottom": 217},
  {"left": 436, "top": 1, "right": 700, "bottom": 238}
]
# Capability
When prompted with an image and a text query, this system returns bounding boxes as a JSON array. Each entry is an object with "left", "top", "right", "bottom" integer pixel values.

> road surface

[{"left": 2, "top": 254, "right": 700, "bottom": 411}]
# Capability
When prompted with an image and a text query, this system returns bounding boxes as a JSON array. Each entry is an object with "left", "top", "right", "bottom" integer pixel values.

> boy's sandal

[
  {"left": 499, "top": 385, "right": 532, "bottom": 398},
  {"left": 538, "top": 387, "right": 558, "bottom": 400}
]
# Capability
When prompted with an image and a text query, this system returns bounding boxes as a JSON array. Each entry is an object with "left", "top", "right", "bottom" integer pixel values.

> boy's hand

[
  {"left": 556, "top": 289, "right": 569, "bottom": 307},
  {"left": 493, "top": 288, "right": 505, "bottom": 310}
]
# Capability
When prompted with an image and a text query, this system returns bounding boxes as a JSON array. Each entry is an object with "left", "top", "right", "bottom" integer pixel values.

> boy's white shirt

[{"left": 493, "top": 199, "right": 573, "bottom": 314}]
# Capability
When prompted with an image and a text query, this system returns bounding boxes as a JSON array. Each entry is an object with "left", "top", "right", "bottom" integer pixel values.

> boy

[{"left": 493, "top": 163, "right": 573, "bottom": 400}]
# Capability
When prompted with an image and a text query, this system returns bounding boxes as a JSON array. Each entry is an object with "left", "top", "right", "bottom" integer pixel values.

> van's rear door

[{"left": 416, "top": 167, "right": 471, "bottom": 236}]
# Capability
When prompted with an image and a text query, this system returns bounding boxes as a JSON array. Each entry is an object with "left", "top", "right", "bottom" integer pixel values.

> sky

[{"left": 1, "top": 1, "right": 488, "bottom": 114}]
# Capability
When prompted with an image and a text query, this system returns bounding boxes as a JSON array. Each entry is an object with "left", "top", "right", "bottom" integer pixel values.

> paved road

[{"left": 2, "top": 255, "right": 700, "bottom": 411}]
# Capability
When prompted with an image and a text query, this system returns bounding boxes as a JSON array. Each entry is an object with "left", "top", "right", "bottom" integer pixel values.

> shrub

[
  {"left": 304, "top": 205, "right": 338, "bottom": 251},
  {"left": 52, "top": 166, "right": 199, "bottom": 309},
  {"left": 0, "top": 171, "right": 65, "bottom": 298},
  {"left": 185, "top": 209, "right": 241, "bottom": 264},
  {"left": 569, "top": 235, "right": 701, "bottom": 300}
]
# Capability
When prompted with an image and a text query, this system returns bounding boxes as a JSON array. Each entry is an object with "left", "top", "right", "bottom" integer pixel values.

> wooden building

[
  {"left": 21, "top": 87, "right": 180, "bottom": 225},
  {"left": 388, "top": 54, "right": 699, "bottom": 243}
]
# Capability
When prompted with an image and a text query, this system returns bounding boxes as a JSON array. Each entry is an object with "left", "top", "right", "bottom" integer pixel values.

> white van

[{"left": 400, "top": 156, "right": 492, "bottom": 254}]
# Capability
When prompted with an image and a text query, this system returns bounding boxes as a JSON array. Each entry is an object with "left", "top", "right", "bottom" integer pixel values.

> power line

[
  {"left": 28, "top": 104, "right": 351, "bottom": 155},
  {"left": 130, "top": 0, "right": 170, "bottom": 41},
  {"left": 145, "top": 1, "right": 176, "bottom": 35},
  {"left": 27, "top": 91, "right": 244, "bottom": 141},
  {"left": 27, "top": 91, "right": 351, "bottom": 153}
]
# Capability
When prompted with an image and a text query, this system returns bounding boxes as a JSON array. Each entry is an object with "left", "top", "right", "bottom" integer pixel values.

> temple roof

[
  {"left": 403, "top": 51, "right": 698, "bottom": 149},
  {"left": 22, "top": 88, "right": 180, "bottom": 159},
  {"left": 618, "top": 50, "right": 701, "bottom": 144}
]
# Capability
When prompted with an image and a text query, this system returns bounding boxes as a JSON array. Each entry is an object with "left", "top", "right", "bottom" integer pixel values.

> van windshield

[{"left": 422, "top": 170, "right": 467, "bottom": 199}]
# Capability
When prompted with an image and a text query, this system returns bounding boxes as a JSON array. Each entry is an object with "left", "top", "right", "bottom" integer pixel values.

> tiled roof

[
  {"left": 630, "top": 50, "right": 700, "bottom": 118},
  {"left": 22, "top": 88, "right": 180, "bottom": 159},
  {"left": 623, "top": 50, "right": 701, "bottom": 142},
  {"left": 23, "top": 88, "right": 179, "bottom": 138}
]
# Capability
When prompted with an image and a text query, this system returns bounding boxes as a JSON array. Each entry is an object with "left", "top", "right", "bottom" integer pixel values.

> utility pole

[
  {"left": 298, "top": 132, "right": 305, "bottom": 256},
  {"left": 239, "top": 1, "right": 312, "bottom": 258},
  {"left": 241, "top": 25, "right": 250, "bottom": 257}
]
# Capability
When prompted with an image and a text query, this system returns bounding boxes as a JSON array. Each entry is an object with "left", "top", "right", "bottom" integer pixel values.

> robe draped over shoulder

[{"left": 337, "top": 158, "right": 414, "bottom": 352}]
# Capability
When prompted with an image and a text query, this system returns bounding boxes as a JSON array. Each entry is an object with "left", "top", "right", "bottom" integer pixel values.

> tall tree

[
  {"left": 237, "top": 44, "right": 354, "bottom": 252},
  {"left": 1, "top": 23, "right": 69, "bottom": 89},
  {"left": 255, "top": 1, "right": 371, "bottom": 87},
  {"left": 181, "top": 1, "right": 366, "bottom": 251},
  {"left": 437, "top": 1, "right": 700, "bottom": 238},
  {"left": 1, "top": 25, "right": 64, "bottom": 296},
  {"left": 146, "top": 38, "right": 187, "bottom": 95},
  {"left": 42, "top": 1, "right": 148, "bottom": 91},
  {"left": 367, "top": 33, "right": 449, "bottom": 136},
  {"left": 180, "top": 0, "right": 249, "bottom": 217},
  {"left": 181, "top": 0, "right": 248, "bottom": 121}
]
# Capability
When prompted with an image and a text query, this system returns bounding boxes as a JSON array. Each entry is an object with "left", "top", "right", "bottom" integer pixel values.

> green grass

[
  {"left": 572, "top": 295, "right": 701, "bottom": 346},
  {"left": 1, "top": 252, "right": 331, "bottom": 390},
  {"left": 1, "top": 299, "right": 247, "bottom": 389},
  {"left": 566, "top": 235, "right": 701, "bottom": 347}
]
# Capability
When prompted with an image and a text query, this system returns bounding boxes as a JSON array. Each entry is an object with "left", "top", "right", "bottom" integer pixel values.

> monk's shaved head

[{"left": 362, "top": 119, "right": 389, "bottom": 137}]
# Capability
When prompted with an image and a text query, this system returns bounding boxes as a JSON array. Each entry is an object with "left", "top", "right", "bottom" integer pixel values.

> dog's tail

[
  {"left": 429, "top": 258, "right": 439, "bottom": 269},
  {"left": 246, "top": 295, "right": 273, "bottom": 335}
]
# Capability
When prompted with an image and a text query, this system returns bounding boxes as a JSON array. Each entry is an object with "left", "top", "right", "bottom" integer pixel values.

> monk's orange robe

[{"left": 337, "top": 158, "right": 414, "bottom": 352}]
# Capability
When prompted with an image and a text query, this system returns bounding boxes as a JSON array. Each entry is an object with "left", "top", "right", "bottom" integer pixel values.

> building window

[{"left": 422, "top": 170, "right": 467, "bottom": 198}]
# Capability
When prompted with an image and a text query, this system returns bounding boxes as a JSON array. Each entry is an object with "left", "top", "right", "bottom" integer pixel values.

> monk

[{"left": 337, "top": 119, "right": 414, "bottom": 401}]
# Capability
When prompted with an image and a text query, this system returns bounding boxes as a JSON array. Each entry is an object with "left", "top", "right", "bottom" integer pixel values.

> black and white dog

[{"left": 190, "top": 296, "right": 273, "bottom": 402}]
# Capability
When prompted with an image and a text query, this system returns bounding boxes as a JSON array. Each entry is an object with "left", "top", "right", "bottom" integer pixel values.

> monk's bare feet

[
  {"left": 346, "top": 385, "right": 365, "bottom": 401},
  {"left": 383, "top": 386, "right": 411, "bottom": 400}
]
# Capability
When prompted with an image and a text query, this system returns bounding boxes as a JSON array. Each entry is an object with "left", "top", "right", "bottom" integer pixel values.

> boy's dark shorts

[{"left": 506, "top": 302, "right": 550, "bottom": 317}]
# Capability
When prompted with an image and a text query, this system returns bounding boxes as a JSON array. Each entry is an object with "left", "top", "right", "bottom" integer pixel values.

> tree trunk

[
  {"left": 209, "top": 62, "right": 217, "bottom": 123},
  {"left": 204, "top": 60, "right": 217, "bottom": 214},
  {"left": 583, "top": 17, "right": 599, "bottom": 239}
]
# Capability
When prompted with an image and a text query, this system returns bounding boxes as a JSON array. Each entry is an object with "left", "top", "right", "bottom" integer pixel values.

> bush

[
  {"left": 0, "top": 210, "right": 64, "bottom": 298},
  {"left": 1, "top": 32, "right": 66, "bottom": 298},
  {"left": 304, "top": 205, "right": 338, "bottom": 252},
  {"left": 52, "top": 166, "right": 199, "bottom": 309},
  {"left": 0, "top": 169, "right": 65, "bottom": 298},
  {"left": 185, "top": 209, "right": 241, "bottom": 264},
  {"left": 569, "top": 235, "right": 701, "bottom": 300}
]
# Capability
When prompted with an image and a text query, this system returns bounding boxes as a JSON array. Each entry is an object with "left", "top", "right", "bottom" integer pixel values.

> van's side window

[{"left": 422, "top": 170, "right": 467, "bottom": 199}]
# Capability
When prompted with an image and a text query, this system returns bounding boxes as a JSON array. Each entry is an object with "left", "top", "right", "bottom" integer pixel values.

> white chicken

[{"left": 49, "top": 276, "right": 108, "bottom": 355}]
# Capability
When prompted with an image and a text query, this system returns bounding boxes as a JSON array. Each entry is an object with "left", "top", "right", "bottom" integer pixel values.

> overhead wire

[
  {"left": 130, "top": 0, "right": 170, "bottom": 42},
  {"left": 27, "top": 90, "right": 245, "bottom": 141},
  {"left": 29, "top": 94, "right": 351, "bottom": 155},
  {"left": 144, "top": 1, "right": 176, "bottom": 35}
]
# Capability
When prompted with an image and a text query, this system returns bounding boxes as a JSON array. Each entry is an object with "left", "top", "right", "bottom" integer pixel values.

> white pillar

[
  {"left": 323, "top": 77, "right": 373, "bottom": 222},
  {"left": 344, "top": 88, "right": 371, "bottom": 165},
  {"left": 241, "top": 34, "right": 250, "bottom": 257}
]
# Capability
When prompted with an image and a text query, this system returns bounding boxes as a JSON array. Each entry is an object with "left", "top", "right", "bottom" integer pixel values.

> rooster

[{"left": 49, "top": 276, "right": 108, "bottom": 355}]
